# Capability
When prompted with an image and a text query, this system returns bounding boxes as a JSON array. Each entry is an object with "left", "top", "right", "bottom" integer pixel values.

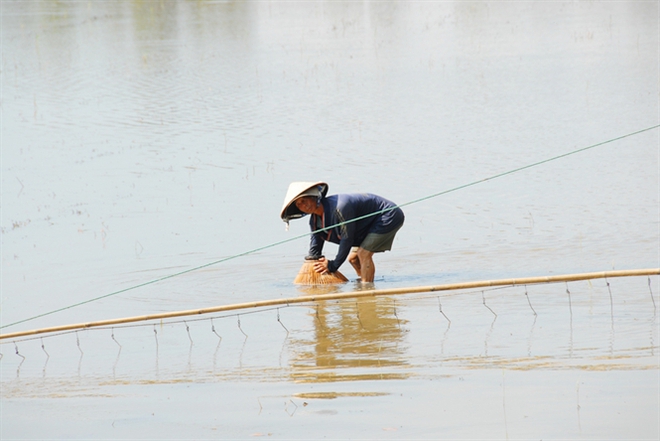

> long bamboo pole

[{"left": 1, "top": 268, "right": 658, "bottom": 341}]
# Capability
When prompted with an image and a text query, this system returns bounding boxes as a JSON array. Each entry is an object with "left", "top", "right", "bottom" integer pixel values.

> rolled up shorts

[{"left": 353, "top": 222, "right": 404, "bottom": 253}]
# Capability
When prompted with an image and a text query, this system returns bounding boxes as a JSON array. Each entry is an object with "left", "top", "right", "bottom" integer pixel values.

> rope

[{"left": 2, "top": 124, "right": 658, "bottom": 330}]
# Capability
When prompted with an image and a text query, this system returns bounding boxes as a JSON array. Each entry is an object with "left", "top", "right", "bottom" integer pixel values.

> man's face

[{"left": 294, "top": 196, "right": 316, "bottom": 214}]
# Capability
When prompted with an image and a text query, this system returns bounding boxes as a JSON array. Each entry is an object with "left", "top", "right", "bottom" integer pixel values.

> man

[{"left": 280, "top": 182, "right": 404, "bottom": 283}]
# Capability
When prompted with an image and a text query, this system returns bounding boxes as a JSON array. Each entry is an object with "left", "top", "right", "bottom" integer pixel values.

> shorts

[{"left": 353, "top": 223, "right": 403, "bottom": 253}]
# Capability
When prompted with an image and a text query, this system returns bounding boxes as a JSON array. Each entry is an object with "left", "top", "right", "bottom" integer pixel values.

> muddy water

[{"left": 1, "top": 1, "right": 658, "bottom": 439}]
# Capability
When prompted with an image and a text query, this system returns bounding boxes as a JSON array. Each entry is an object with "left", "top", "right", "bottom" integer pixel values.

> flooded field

[{"left": 1, "top": 1, "right": 658, "bottom": 439}]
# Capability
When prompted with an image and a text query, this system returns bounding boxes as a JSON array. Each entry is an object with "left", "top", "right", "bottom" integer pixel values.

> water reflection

[
  {"left": 296, "top": 284, "right": 344, "bottom": 296},
  {"left": 289, "top": 297, "right": 409, "bottom": 383}
]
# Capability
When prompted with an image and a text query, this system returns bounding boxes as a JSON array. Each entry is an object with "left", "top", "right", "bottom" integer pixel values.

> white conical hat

[{"left": 280, "top": 181, "right": 328, "bottom": 223}]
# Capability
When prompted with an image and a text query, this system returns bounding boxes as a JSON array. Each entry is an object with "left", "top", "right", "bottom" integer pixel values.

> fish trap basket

[{"left": 293, "top": 259, "right": 349, "bottom": 285}]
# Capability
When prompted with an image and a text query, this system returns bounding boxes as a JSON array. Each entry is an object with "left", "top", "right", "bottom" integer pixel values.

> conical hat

[{"left": 280, "top": 181, "right": 328, "bottom": 223}]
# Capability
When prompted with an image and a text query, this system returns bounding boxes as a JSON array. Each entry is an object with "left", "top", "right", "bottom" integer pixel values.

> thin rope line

[
  {"left": 2, "top": 124, "right": 657, "bottom": 330},
  {"left": 0, "top": 233, "right": 314, "bottom": 329}
]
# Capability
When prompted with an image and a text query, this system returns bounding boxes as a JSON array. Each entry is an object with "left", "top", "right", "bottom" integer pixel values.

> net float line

[{"left": 1, "top": 268, "right": 657, "bottom": 341}]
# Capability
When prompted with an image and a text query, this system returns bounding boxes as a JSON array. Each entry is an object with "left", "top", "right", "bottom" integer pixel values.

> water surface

[{"left": 1, "top": 1, "right": 658, "bottom": 439}]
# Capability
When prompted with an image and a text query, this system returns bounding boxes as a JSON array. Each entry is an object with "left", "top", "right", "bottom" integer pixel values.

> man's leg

[
  {"left": 356, "top": 248, "right": 375, "bottom": 283},
  {"left": 348, "top": 249, "right": 361, "bottom": 278}
]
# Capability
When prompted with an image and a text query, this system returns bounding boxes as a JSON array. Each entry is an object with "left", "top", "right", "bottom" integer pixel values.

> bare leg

[
  {"left": 356, "top": 248, "right": 375, "bottom": 283},
  {"left": 348, "top": 250, "right": 361, "bottom": 278}
]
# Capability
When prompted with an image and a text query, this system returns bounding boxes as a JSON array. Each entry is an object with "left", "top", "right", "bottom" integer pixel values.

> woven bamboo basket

[{"left": 293, "top": 259, "right": 349, "bottom": 285}]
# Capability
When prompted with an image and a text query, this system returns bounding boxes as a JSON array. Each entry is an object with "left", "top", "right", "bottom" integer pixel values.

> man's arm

[
  {"left": 327, "top": 202, "right": 356, "bottom": 272},
  {"left": 308, "top": 231, "right": 325, "bottom": 259}
]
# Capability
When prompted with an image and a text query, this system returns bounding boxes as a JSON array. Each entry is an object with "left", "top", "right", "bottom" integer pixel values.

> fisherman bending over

[{"left": 281, "top": 182, "right": 404, "bottom": 283}]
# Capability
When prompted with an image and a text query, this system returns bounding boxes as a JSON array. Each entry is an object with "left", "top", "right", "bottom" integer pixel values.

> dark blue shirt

[{"left": 308, "top": 193, "right": 404, "bottom": 272}]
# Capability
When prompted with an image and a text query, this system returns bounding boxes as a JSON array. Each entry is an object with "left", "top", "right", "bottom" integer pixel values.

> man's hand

[{"left": 312, "top": 257, "right": 330, "bottom": 274}]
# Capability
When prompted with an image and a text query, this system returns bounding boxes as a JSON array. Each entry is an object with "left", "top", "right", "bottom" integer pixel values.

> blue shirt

[{"left": 308, "top": 193, "right": 405, "bottom": 272}]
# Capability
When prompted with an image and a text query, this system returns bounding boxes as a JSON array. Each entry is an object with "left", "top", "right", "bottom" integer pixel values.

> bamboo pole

[{"left": 1, "top": 268, "right": 658, "bottom": 341}]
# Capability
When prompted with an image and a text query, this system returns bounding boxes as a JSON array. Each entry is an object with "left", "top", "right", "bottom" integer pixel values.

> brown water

[{"left": 1, "top": 1, "right": 658, "bottom": 439}]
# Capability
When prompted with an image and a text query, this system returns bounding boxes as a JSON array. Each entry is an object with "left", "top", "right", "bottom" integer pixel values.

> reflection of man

[
  {"left": 289, "top": 299, "right": 410, "bottom": 381},
  {"left": 281, "top": 182, "right": 404, "bottom": 283}
]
